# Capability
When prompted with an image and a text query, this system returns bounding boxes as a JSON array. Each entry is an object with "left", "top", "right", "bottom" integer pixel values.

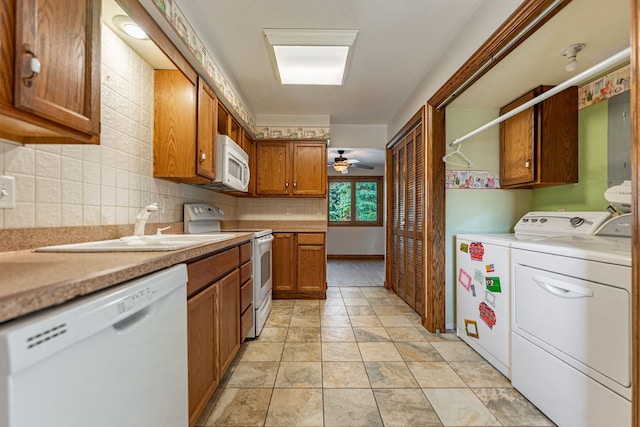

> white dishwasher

[{"left": 0, "top": 264, "right": 189, "bottom": 427}]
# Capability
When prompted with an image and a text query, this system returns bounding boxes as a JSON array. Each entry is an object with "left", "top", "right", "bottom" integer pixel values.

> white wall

[
  {"left": 330, "top": 124, "right": 387, "bottom": 148},
  {"left": 444, "top": 107, "right": 532, "bottom": 328}
]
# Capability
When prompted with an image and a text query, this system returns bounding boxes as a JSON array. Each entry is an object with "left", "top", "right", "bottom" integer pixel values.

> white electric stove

[{"left": 184, "top": 204, "right": 273, "bottom": 339}]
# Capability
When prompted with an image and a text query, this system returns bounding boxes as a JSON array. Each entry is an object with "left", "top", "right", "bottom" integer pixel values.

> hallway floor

[{"left": 197, "top": 286, "right": 553, "bottom": 426}]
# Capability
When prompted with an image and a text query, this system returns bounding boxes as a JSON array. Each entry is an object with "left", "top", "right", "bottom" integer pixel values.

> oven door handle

[
  {"left": 532, "top": 274, "right": 594, "bottom": 298},
  {"left": 257, "top": 235, "right": 274, "bottom": 246}
]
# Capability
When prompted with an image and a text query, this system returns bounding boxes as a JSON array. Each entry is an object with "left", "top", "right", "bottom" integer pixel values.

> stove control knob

[
  {"left": 570, "top": 216, "right": 585, "bottom": 227},
  {"left": 522, "top": 218, "right": 529, "bottom": 223},
  {"left": 531, "top": 218, "right": 538, "bottom": 223},
  {"left": 540, "top": 218, "right": 547, "bottom": 223}
]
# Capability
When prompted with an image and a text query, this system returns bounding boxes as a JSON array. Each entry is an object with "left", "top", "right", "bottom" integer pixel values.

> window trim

[{"left": 328, "top": 176, "right": 383, "bottom": 226}]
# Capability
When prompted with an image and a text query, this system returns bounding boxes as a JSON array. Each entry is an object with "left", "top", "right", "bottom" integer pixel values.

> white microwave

[{"left": 204, "top": 135, "right": 250, "bottom": 192}]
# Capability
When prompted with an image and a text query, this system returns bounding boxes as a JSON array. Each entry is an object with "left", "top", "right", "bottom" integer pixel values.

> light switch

[{"left": 0, "top": 176, "right": 16, "bottom": 209}]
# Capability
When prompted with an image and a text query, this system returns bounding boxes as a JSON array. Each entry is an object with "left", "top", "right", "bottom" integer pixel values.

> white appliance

[
  {"left": 510, "top": 218, "right": 631, "bottom": 426},
  {"left": 456, "top": 211, "right": 611, "bottom": 379},
  {"left": 203, "top": 135, "right": 250, "bottom": 192},
  {"left": 0, "top": 264, "right": 189, "bottom": 427},
  {"left": 183, "top": 203, "right": 273, "bottom": 338}
]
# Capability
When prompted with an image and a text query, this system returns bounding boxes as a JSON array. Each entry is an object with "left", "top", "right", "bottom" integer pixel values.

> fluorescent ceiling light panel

[{"left": 264, "top": 29, "right": 358, "bottom": 86}]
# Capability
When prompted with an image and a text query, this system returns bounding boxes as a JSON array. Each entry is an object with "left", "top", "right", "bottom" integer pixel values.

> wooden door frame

[{"left": 631, "top": 1, "right": 639, "bottom": 425}]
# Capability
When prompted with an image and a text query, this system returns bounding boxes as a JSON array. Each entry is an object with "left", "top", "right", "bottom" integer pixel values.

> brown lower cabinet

[
  {"left": 273, "top": 232, "right": 326, "bottom": 299},
  {"left": 186, "top": 244, "right": 247, "bottom": 427}
]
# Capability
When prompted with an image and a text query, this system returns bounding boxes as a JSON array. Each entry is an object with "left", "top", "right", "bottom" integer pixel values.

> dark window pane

[
  {"left": 329, "top": 181, "right": 351, "bottom": 222},
  {"left": 355, "top": 181, "right": 378, "bottom": 221}
]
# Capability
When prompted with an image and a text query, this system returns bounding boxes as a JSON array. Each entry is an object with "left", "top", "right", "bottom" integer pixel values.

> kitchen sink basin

[{"left": 36, "top": 233, "right": 236, "bottom": 252}]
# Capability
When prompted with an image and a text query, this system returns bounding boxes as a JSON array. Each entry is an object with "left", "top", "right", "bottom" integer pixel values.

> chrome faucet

[{"left": 133, "top": 203, "right": 158, "bottom": 237}]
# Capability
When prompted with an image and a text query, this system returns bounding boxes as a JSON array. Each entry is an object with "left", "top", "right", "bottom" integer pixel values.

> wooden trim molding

[{"left": 631, "top": 2, "right": 639, "bottom": 427}]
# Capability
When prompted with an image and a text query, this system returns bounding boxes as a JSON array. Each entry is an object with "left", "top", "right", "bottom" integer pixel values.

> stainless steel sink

[{"left": 36, "top": 233, "right": 236, "bottom": 252}]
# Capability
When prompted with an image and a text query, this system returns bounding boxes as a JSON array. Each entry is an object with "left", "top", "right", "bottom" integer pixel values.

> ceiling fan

[{"left": 329, "top": 150, "right": 374, "bottom": 174}]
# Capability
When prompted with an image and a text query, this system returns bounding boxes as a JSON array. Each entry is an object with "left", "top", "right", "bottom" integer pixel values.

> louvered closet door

[{"left": 389, "top": 123, "right": 425, "bottom": 316}]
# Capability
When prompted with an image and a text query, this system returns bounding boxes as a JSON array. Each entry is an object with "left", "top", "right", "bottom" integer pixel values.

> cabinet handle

[
  {"left": 525, "top": 158, "right": 531, "bottom": 168},
  {"left": 199, "top": 150, "right": 206, "bottom": 163},
  {"left": 285, "top": 181, "right": 289, "bottom": 188},
  {"left": 293, "top": 181, "right": 297, "bottom": 188},
  {"left": 22, "top": 44, "right": 41, "bottom": 87}
]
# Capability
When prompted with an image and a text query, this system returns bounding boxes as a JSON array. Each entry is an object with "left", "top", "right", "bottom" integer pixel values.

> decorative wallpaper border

[
  {"left": 445, "top": 170, "right": 500, "bottom": 189},
  {"left": 579, "top": 64, "right": 630, "bottom": 109},
  {"left": 151, "top": 0, "right": 331, "bottom": 140}
]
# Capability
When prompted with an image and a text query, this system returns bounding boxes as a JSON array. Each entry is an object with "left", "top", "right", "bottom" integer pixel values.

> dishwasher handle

[
  {"left": 532, "top": 274, "right": 594, "bottom": 298},
  {"left": 113, "top": 306, "right": 152, "bottom": 332}
]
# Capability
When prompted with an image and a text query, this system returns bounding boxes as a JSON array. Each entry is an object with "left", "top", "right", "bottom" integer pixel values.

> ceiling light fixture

[
  {"left": 561, "top": 43, "right": 585, "bottom": 72},
  {"left": 113, "top": 15, "right": 149, "bottom": 40},
  {"left": 263, "top": 29, "right": 358, "bottom": 85},
  {"left": 332, "top": 159, "right": 349, "bottom": 173}
]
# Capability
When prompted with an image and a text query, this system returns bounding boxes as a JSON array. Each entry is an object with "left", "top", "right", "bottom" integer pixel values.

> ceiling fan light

[{"left": 333, "top": 160, "right": 349, "bottom": 172}]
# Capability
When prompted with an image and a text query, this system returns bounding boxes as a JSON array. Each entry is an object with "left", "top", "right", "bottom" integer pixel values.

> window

[{"left": 328, "top": 176, "right": 383, "bottom": 226}]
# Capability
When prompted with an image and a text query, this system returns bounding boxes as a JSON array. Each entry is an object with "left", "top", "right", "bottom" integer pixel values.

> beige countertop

[{"left": 0, "top": 233, "right": 254, "bottom": 325}]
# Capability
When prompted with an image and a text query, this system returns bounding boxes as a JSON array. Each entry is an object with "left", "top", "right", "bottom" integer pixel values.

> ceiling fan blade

[{"left": 351, "top": 163, "right": 375, "bottom": 170}]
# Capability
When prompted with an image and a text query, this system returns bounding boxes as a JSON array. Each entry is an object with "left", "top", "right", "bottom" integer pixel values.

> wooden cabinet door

[
  {"left": 196, "top": 80, "right": 216, "bottom": 180},
  {"left": 273, "top": 233, "right": 294, "bottom": 291},
  {"left": 296, "top": 243, "right": 326, "bottom": 292},
  {"left": 187, "top": 283, "right": 219, "bottom": 426},
  {"left": 292, "top": 142, "right": 327, "bottom": 196},
  {"left": 499, "top": 91, "right": 536, "bottom": 187},
  {"left": 256, "top": 142, "right": 290, "bottom": 195},
  {"left": 218, "top": 269, "right": 240, "bottom": 375},
  {"left": 14, "top": 0, "right": 100, "bottom": 135}
]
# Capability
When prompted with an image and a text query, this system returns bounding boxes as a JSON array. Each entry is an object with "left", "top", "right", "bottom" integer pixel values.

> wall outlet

[{"left": 0, "top": 176, "right": 15, "bottom": 209}]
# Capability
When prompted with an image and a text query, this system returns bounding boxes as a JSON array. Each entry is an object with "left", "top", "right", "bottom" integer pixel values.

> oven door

[{"left": 254, "top": 234, "right": 274, "bottom": 308}]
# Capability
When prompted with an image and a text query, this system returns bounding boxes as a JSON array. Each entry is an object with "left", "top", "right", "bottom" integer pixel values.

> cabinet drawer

[
  {"left": 241, "top": 278, "right": 253, "bottom": 313},
  {"left": 297, "top": 233, "right": 325, "bottom": 245},
  {"left": 240, "top": 260, "right": 253, "bottom": 284},
  {"left": 241, "top": 304, "right": 254, "bottom": 341},
  {"left": 240, "top": 242, "right": 252, "bottom": 263},
  {"left": 187, "top": 247, "right": 239, "bottom": 297}
]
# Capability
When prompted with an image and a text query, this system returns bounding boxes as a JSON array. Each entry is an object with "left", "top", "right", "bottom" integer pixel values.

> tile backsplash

[{"left": 0, "top": 24, "right": 326, "bottom": 232}]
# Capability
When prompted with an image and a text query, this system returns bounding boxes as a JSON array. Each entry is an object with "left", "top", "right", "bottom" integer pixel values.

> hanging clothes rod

[{"left": 448, "top": 47, "right": 631, "bottom": 148}]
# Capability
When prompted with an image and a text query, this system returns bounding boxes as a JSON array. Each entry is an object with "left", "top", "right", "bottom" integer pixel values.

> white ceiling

[
  {"left": 176, "top": 0, "right": 485, "bottom": 125},
  {"left": 327, "top": 148, "right": 386, "bottom": 166}
]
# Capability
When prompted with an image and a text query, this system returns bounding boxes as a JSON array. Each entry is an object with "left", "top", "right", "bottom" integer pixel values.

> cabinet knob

[
  {"left": 22, "top": 44, "right": 41, "bottom": 88},
  {"left": 199, "top": 150, "right": 206, "bottom": 163},
  {"left": 525, "top": 159, "right": 531, "bottom": 168},
  {"left": 285, "top": 181, "right": 289, "bottom": 188},
  {"left": 293, "top": 181, "right": 297, "bottom": 188}
]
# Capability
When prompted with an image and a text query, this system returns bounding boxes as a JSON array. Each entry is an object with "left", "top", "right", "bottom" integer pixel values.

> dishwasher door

[{"left": 0, "top": 264, "right": 188, "bottom": 427}]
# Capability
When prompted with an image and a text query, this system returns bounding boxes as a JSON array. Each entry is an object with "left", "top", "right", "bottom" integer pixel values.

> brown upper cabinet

[
  {"left": 154, "top": 70, "right": 216, "bottom": 184},
  {"left": 0, "top": 0, "right": 100, "bottom": 144},
  {"left": 217, "top": 101, "right": 241, "bottom": 143},
  {"left": 255, "top": 140, "right": 327, "bottom": 196},
  {"left": 499, "top": 85, "right": 578, "bottom": 189}
]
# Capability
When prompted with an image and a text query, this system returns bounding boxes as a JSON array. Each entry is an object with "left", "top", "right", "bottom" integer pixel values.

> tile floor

[{"left": 197, "top": 287, "right": 554, "bottom": 426}]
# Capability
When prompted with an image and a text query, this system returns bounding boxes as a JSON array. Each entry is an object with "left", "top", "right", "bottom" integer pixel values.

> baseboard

[{"left": 327, "top": 254, "right": 384, "bottom": 260}]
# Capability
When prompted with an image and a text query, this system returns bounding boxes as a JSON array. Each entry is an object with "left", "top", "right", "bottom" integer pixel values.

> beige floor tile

[
  {"left": 395, "top": 342, "right": 444, "bottom": 362},
  {"left": 257, "top": 327, "right": 288, "bottom": 342},
  {"left": 343, "top": 297, "right": 371, "bottom": 306},
  {"left": 359, "top": 342, "right": 403, "bottom": 361},
  {"left": 340, "top": 287, "right": 364, "bottom": 296},
  {"left": 293, "top": 305, "right": 320, "bottom": 316},
  {"left": 353, "top": 326, "right": 391, "bottom": 342},
  {"left": 371, "top": 305, "right": 405, "bottom": 315},
  {"left": 264, "top": 312, "right": 291, "bottom": 328},
  {"left": 407, "top": 362, "right": 467, "bottom": 388},
  {"left": 290, "top": 315, "right": 321, "bottom": 327},
  {"left": 265, "top": 388, "right": 324, "bottom": 426},
  {"left": 349, "top": 315, "right": 383, "bottom": 327},
  {"left": 321, "top": 315, "right": 351, "bottom": 327},
  {"left": 473, "top": 387, "right": 554, "bottom": 426},
  {"left": 320, "top": 304, "right": 348, "bottom": 315},
  {"left": 274, "top": 362, "right": 323, "bottom": 388},
  {"left": 449, "top": 361, "right": 511, "bottom": 387},
  {"left": 321, "top": 327, "right": 356, "bottom": 342},
  {"left": 419, "top": 329, "right": 462, "bottom": 342},
  {"left": 365, "top": 297, "right": 395, "bottom": 305},
  {"left": 282, "top": 342, "right": 322, "bottom": 361},
  {"left": 365, "top": 361, "right": 418, "bottom": 388},
  {"left": 324, "top": 388, "right": 383, "bottom": 427},
  {"left": 424, "top": 388, "right": 501, "bottom": 426},
  {"left": 286, "top": 327, "right": 321, "bottom": 342},
  {"left": 373, "top": 388, "right": 442, "bottom": 426},
  {"left": 226, "top": 361, "right": 279, "bottom": 388},
  {"left": 322, "top": 297, "right": 346, "bottom": 306},
  {"left": 241, "top": 342, "right": 284, "bottom": 362},
  {"left": 205, "top": 388, "right": 272, "bottom": 426},
  {"left": 378, "top": 315, "right": 414, "bottom": 327},
  {"left": 385, "top": 326, "right": 426, "bottom": 342},
  {"left": 323, "top": 361, "right": 371, "bottom": 388},
  {"left": 322, "top": 342, "right": 362, "bottom": 361},
  {"left": 431, "top": 341, "right": 483, "bottom": 361},
  {"left": 346, "top": 305, "right": 376, "bottom": 316}
]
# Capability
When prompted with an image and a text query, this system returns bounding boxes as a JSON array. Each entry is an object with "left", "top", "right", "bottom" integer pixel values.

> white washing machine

[
  {"left": 510, "top": 218, "right": 631, "bottom": 427},
  {"left": 456, "top": 211, "right": 611, "bottom": 379}
]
